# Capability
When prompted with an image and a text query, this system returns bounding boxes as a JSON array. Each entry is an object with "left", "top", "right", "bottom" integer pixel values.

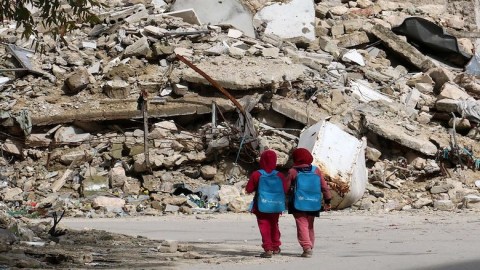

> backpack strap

[{"left": 259, "top": 169, "right": 278, "bottom": 176}]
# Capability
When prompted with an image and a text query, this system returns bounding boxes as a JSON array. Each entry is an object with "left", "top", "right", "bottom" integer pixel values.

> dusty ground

[{"left": 61, "top": 210, "right": 480, "bottom": 270}]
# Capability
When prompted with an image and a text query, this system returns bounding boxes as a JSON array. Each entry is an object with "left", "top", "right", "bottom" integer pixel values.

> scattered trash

[
  {"left": 349, "top": 80, "right": 393, "bottom": 103},
  {"left": 342, "top": 49, "right": 365, "bottom": 66},
  {"left": 392, "top": 17, "right": 471, "bottom": 67}
]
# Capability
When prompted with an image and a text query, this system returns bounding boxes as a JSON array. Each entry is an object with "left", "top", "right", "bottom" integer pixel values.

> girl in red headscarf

[
  {"left": 245, "top": 149, "right": 288, "bottom": 258},
  {"left": 286, "top": 148, "right": 332, "bottom": 258}
]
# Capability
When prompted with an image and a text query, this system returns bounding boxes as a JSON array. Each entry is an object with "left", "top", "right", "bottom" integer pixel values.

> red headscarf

[
  {"left": 292, "top": 148, "right": 313, "bottom": 166},
  {"left": 259, "top": 150, "right": 277, "bottom": 173}
]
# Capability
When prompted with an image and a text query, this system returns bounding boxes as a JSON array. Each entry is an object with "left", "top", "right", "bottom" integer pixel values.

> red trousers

[
  {"left": 293, "top": 213, "right": 315, "bottom": 249},
  {"left": 255, "top": 212, "right": 281, "bottom": 251}
]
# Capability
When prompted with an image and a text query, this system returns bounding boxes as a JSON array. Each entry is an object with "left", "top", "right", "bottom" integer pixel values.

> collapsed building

[{"left": 1, "top": 0, "right": 480, "bottom": 225}]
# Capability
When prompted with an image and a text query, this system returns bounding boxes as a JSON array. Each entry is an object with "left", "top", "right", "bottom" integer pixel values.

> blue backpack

[
  {"left": 257, "top": 170, "right": 286, "bottom": 213},
  {"left": 293, "top": 166, "right": 322, "bottom": 211}
]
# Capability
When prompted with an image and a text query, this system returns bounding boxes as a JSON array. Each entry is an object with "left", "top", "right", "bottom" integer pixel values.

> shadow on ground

[{"left": 410, "top": 259, "right": 480, "bottom": 270}]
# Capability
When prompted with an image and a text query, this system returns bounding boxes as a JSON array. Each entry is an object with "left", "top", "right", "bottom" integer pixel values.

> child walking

[
  {"left": 246, "top": 150, "right": 288, "bottom": 258},
  {"left": 286, "top": 148, "right": 332, "bottom": 258}
]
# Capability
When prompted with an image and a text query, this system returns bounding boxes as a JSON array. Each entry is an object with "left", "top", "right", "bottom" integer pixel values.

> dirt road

[{"left": 63, "top": 210, "right": 480, "bottom": 270}]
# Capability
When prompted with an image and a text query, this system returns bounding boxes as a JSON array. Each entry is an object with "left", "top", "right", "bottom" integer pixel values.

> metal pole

[
  {"left": 212, "top": 102, "right": 216, "bottom": 129},
  {"left": 141, "top": 90, "right": 150, "bottom": 171}
]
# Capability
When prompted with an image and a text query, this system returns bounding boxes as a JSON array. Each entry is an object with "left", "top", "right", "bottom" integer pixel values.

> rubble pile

[{"left": 1, "top": 0, "right": 480, "bottom": 225}]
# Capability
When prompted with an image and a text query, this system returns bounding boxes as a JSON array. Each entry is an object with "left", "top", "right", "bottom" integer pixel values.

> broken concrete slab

[
  {"left": 350, "top": 80, "right": 393, "bottom": 103},
  {"left": 369, "top": 24, "right": 437, "bottom": 71},
  {"left": 164, "top": 8, "right": 201, "bottom": 25},
  {"left": 124, "top": 37, "right": 152, "bottom": 58},
  {"left": 172, "top": 0, "right": 255, "bottom": 37},
  {"left": 337, "top": 31, "right": 371, "bottom": 48},
  {"left": 437, "top": 82, "right": 471, "bottom": 100},
  {"left": 54, "top": 126, "right": 91, "bottom": 144},
  {"left": 271, "top": 97, "right": 328, "bottom": 125},
  {"left": 364, "top": 116, "right": 438, "bottom": 156},
  {"left": 285, "top": 48, "right": 333, "bottom": 71},
  {"left": 30, "top": 96, "right": 235, "bottom": 126},
  {"left": 51, "top": 169, "right": 73, "bottom": 192},
  {"left": 254, "top": 0, "right": 316, "bottom": 42},
  {"left": 0, "top": 139, "right": 22, "bottom": 155},
  {"left": 176, "top": 55, "right": 306, "bottom": 90},
  {"left": 25, "top": 134, "right": 52, "bottom": 147}
]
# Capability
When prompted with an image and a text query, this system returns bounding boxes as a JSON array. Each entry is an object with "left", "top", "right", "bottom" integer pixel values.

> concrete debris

[
  {"left": 298, "top": 120, "right": 367, "bottom": 209},
  {"left": 369, "top": 24, "right": 436, "bottom": 71},
  {"left": 342, "top": 50, "right": 365, "bottom": 66},
  {"left": 350, "top": 80, "right": 393, "bottom": 103},
  {"left": 254, "top": 0, "right": 316, "bottom": 42},
  {"left": 164, "top": 9, "right": 201, "bottom": 25},
  {"left": 65, "top": 67, "right": 90, "bottom": 95},
  {"left": 172, "top": 0, "right": 255, "bottom": 37},
  {"left": 0, "top": 0, "right": 479, "bottom": 228}
]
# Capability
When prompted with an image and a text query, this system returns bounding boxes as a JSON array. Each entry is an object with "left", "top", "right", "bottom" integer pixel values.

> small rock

[
  {"left": 124, "top": 37, "right": 152, "bottom": 57},
  {"left": 366, "top": 146, "right": 381, "bottom": 161},
  {"left": 437, "top": 82, "right": 471, "bottom": 100},
  {"left": 430, "top": 184, "right": 454, "bottom": 194},
  {"left": 65, "top": 67, "right": 90, "bottom": 94},
  {"left": 448, "top": 118, "right": 471, "bottom": 131},
  {"left": 159, "top": 240, "right": 178, "bottom": 253},
  {"left": 227, "top": 29, "right": 243, "bottom": 38},
  {"left": 329, "top": 6, "right": 349, "bottom": 16},
  {"left": 92, "top": 196, "right": 125, "bottom": 210},
  {"left": 200, "top": 165, "right": 217, "bottom": 180},
  {"left": 433, "top": 200, "right": 455, "bottom": 211},
  {"left": 164, "top": 204, "right": 180, "bottom": 213},
  {"left": 262, "top": 47, "right": 280, "bottom": 58}
]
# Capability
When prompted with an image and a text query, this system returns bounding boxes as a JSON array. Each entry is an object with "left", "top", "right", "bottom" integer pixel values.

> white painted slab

[
  {"left": 254, "top": 0, "right": 316, "bottom": 41},
  {"left": 298, "top": 120, "right": 367, "bottom": 209}
]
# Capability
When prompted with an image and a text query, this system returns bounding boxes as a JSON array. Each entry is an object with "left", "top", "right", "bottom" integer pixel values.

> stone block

[
  {"left": 109, "top": 165, "right": 127, "bottom": 188},
  {"left": 92, "top": 196, "right": 125, "bottom": 210},
  {"left": 200, "top": 165, "right": 217, "bottom": 180},
  {"left": 123, "top": 178, "right": 141, "bottom": 195},
  {"left": 329, "top": 5, "right": 349, "bottom": 16},
  {"left": 435, "top": 99, "right": 459, "bottom": 112},
  {"left": 425, "top": 67, "right": 455, "bottom": 93},
  {"left": 433, "top": 200, "right": 455, "bottom": 211},
  {"left": 337, "top": 31, "right": 370, "bottom": 48},
  {"left": 254, "top": 0, "right": 316, "bottom": 42},
  {"left": 164, "top": 8, "right": 201, "bottom": 25},
  {"left": 369, "top": 24, "right": 436, "bottom": 71},
  {"left": 65, "top": 67, "right": 90, "bottom": 94},
  {"left": 124, "top": 37, "right": 152, "bottom": 57},
  {"left": 142, "top": 174, "right": 162, "bottom": 192},
  {"left": 437, "top": 82, "right": 471, "bottom": 100},
  {"left": 104, "top": 80, "right": 130, "bottom": 99},
  {"left": 159, "top": 240, "right": 179, "bottom": 253}
]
